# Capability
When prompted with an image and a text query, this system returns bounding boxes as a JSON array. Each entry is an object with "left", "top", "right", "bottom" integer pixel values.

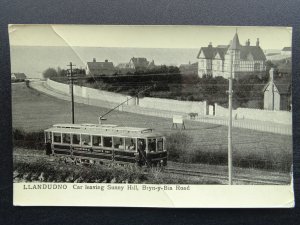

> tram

[{"left": 44, "top": 123, "right": 167, "bottom": 167}]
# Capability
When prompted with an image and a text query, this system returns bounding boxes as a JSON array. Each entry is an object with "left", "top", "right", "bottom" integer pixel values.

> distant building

[
  {"left": 281, "top": 47, "right": 291, "bottom": 56},
  {"left": 128, "top": 57, "right": 150, "bottom": 71},
  {"left": 86, "top": 58, "right": 115, "bottom": 76},
  {"left": 11, "top": 73, "right": 26, "bottom": 81},
  {"left": 179, "top": 62, "right": 198, "bottom": 75},
  {"left": 197, "top": 33, "right": 266, "bottom": 79},
  {"left": 263, "top": 68, "right": 291, "bottom": 111}
]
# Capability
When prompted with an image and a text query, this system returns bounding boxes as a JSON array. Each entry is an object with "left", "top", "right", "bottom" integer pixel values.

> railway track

[
  {"left": 14, "top": 152, "right": 291, "bottom": 185},
  {"left": 164, "top": 167, "right": 290, "bottom": 185}
]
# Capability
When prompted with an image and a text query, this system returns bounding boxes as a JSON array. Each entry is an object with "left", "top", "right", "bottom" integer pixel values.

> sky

[{"left": 9, "top": 24, "right": 292, "bottom": 50}]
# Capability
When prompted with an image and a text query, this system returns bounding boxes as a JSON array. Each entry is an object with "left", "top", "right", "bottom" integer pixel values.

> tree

[{"left": 42, "top": 68, "right": 58, "bottom": 79}]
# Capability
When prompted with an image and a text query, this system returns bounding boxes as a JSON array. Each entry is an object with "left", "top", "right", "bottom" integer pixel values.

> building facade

[
  {"left": 263, "top": 68, "right": 291, "bottom": 111},
  {"left": 197, "top": 33, "right": 266, "bottom": 79},
  {"left": 86, "top": 58, "right": 115, "bottom": 76}
]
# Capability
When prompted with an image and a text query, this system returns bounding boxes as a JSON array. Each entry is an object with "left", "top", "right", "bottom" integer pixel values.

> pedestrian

[{"left": 45, "top": 139, "right": 52, "bottom": 156}]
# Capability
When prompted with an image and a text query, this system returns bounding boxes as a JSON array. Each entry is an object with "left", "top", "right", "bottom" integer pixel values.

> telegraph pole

[
  {"left": 228, "top": 50, "right": 234, "bottom": 185},
  {"left": 67, "top": 62, "right": 76, "bottom": 124}
]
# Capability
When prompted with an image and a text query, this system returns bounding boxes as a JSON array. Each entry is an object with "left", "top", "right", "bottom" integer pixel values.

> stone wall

[
  {"left": 46, "top": 79, "right": 207, "bottom": 114},
  {"left": 214, "top": 103, "right": 291, "bottom": 124}
]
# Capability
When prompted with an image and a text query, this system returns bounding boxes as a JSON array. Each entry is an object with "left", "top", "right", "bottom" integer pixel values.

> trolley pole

[
  {"left": 67, "top": 62, "right": 76, "bottom": 124},
  {"left": 228, "top": 51, "right": 233, "bottom": 185}
]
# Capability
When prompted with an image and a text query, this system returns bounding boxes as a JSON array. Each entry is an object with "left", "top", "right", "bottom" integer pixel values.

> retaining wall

[
  {"left": 214, "top": 103, "right": 292, "bottom": 125},
  {"left": 47, "top": 79, "right": 207, "bottom": 114},
  {"left": 139, "top": 97, "right": 207, "bottom": 115}
]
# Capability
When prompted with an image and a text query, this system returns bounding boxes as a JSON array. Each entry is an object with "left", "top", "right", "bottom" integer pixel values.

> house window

[{"left": 254, "top": 63, "right": 260, "bottom": 71}]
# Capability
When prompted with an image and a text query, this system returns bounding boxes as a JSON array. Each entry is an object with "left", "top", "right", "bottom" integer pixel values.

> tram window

[
  {"left": 92, "top": 136, "right": 102, "bottom": 146},
  {"left": 81, "top": 134, "right": 91, "bottom": 146},
  {"left": 157, "top": 138, "right": 163, "bottom": 151},
  {"left": 125, "top": 138, "right": 136, "bottom": 151},
  {"left": 148, "top": 138, "right": 156, "bottom": 152},
  {"left": 72, "top": 134, "right": 80, "bottom": 145},
  {"left": 62, "top": 133, "right": 71, "bottom": 144},
  {"left": 103, "top": 136, "right": 112, "bottom": 148},
  {"left": 53, "top": 133, "right": 61, "bottom": 143},
  {"left": 113, "top": 137, "right": 125, "bottom": 150}
]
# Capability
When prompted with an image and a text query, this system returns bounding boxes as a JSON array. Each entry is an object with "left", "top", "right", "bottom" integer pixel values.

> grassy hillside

[{"left": 12, "top": 83, "right": 292, "bottom": 172}]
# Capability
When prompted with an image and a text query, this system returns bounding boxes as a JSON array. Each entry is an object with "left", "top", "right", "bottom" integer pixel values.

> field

[{"left": 12, "top": 83, "right": 292, "bottom": 172}]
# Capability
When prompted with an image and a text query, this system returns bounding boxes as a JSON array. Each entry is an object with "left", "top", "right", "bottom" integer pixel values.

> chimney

[
  {"left": 269, "top": 68, "right": 274, "bottom": 81},
  {"left": 208, "top": 42, "right": 212, "bottom": 47},
  {"left": 93, "top": 58, "right": 96, "bottom": 62},
  {"left": 105, "top": 59, "right": 108, "bottom": 62},
  {"left": 246, "top": 39, "right": 250, "bottom": 46},
  {"left": 256, "top": 38, "right": 259, "bottom": 47}
]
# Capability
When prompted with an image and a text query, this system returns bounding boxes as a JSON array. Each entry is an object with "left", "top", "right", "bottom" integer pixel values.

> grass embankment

[
  {"left": 12, "top": 83, "right": 292, "bottom": 173},
  {"left": 14, "top": 156, "right": 220, "bottom": 184},
  {"left": 13, "top": 128, "right": 292, "bottom": 173},
  {"left": 166, "top": 132, "right": 292, "bottom": 173}
]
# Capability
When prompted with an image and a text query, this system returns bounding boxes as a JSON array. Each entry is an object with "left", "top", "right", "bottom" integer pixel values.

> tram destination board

[{"left": 10, "top": 24, "right": 294, "bottom": 207}]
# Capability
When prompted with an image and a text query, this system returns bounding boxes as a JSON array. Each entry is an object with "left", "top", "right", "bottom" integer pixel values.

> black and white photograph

[{"left": 10, "top": 25, "right": 293, "bottom": 207}]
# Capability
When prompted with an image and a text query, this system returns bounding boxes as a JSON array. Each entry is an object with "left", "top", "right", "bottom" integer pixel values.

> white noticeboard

[{"left": 173, "top": 115, "right": 183, "bottom": 124}]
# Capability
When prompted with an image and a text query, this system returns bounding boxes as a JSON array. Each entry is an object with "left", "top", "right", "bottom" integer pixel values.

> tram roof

[{"left": 45, "top": 123, "right": 162, "bottom": 138}]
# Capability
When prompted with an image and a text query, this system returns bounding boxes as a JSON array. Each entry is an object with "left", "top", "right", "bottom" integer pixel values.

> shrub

[
  {"left": 13, "top": 128, "right": 45, "bottom": 150},
  {"left": 166, "top": 132, "right": 193, "bottom": 162}
]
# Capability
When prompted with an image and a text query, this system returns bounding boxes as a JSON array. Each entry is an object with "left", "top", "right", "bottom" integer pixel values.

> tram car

[{"left": 44, "top": 123, "right": 167, "bottom": 167}]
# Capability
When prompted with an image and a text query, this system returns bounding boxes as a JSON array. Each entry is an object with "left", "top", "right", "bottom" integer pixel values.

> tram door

[
  {"left": 137, "top": 138, "right": 146, "bottom": 164},
  {"left": 44, "top": 131, "right": 52, "bottom": 143}
]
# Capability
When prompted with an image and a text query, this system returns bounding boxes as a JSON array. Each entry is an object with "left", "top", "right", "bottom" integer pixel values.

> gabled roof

[
  {"left": 130, "top": 57, "right": 149, "bottom": 68},
  {"left": 263, "top": 76, "right": 291, "bottom": 95},
  {"left": 11, "top": 73, "right": 26, "bottom": 79},
  {"left": 86, "top": 60, "right": 115, "bottom": 75},
  {"left": 240, "top": 46, "right": 266, "bottom": 61},
  {"left": 282, "top": 47, "right": 291, "bottom": 51},
  {"left": 197, "top": 46, "right": 228, "bottom": 60}
]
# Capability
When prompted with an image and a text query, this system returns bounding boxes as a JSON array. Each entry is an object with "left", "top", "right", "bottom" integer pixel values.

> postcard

[{"left": 10, "top": 24, "right": 294, "bottom": 207}]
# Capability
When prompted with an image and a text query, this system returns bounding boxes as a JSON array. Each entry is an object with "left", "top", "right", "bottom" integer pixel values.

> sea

[{"left": 10, "top": 46, "right": 200, "bottom": 78}]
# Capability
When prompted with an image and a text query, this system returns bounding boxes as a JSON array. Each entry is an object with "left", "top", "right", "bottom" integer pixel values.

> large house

[
  {"left": 263, "top": 68, "right": 291, "bottom": 111},
  {"left": 128, "top": 57, "right": 155, "bottom": 71},
  {"left": 197, "top": 33, "right": 267, "bottom": 79},
  {"left": 86, "top": 58, "right": 115, "bottom": 76},
  {"left": 117, "top": 57, "right": 155, "bottom": 73}
]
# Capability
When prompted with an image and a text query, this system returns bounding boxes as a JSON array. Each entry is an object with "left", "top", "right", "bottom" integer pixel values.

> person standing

[{"left": 45, "top": 139, "right": 52, "bottom": 156}]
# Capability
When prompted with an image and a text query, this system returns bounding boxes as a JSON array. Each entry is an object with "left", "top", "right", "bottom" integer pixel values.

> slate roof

[
  {"left": 197, "top": 43, "right": 266, "bottom": 61},
  {"left": 197, "top": 33, "right": 266, "bottom": 61},
  {"left": 130, "top": 57, "right": 149, "bottom": 68},
  {"left": 263, "top": 76, "right": 291, "bottom": 95},
  {"left": 197, "top": 46, "right": 228, "bottom": 60},
  {"left": 229, "top": 33, "right": 241, "bottom": 50},
  {"left": 86, "top": 60, "right": 115, "bottom": 75},
  {"left": 240, "top": 46, "right": 266, "bottom": 61}
]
